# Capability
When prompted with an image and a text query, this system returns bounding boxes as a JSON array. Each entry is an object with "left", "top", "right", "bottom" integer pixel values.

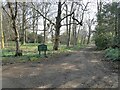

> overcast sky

[
  {"left": 36, "top": 0, "right": 98, "bottom": 34},
  {"left": 2, "top": 0, "right": 115, "bottom": 34}
]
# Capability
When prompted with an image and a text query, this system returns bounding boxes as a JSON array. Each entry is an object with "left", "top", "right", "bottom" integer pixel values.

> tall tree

[
  {"left": 67, "top": 2, "right": 74, "bottom": 47},
  {"left": 95, "top": 1, "right": 120, "bottom": 49},
  {"left": 21, "top": 2, "right": 26, "bottom": 45},
  {"left": 0, "top": 5, "right": 4, "bottom": 49},
  {"left": 117, "top": 2, "right": 120, "bottom": 48},
  {"left": 65, "top": 4, "right": 69, "bottom": 47},
  {"left": 86, "top": 18, "right": 94, "bottom": 44},
  {"left": 72, "top": 13, "right": 77, "bottom": 46},
  {"left": 42, "top": 3, "right": 50, "bottom": 44},
  {"left": 53, "top": 1, "right": 61, "bottom": 50},
  {"left": 30, "top": 1, "right": 74, "bottom": 50},
  {"left": 5, "top": 2, "right": 22, "bottom": 56}
]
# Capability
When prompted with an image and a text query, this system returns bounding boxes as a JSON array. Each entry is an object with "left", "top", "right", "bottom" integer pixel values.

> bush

[
  {"left": 27, "top": 33, "right": 37, "bottom": 43},
  {"left": 94, "top": 33, "right": 112, "bottom": 50},
  {"left": 37, "top": 34, "right": 44, "bottom": 43},
  {"left": 105, "top": 47, "right": 120, "bottom": 61},
  {"left": 60, "top": 33, "right": 67, "bottom": 44},
  {"left": 111, "top": 36, "right": 119, "bottom": 48},
  {"left": 27, "top": 33, "right": 44, "bottom": 43}
]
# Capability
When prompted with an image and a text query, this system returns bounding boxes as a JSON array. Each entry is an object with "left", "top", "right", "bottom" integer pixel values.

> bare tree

[
  {"left": 30, "top": 1, "right": 74, "bottom": 50},
  {"left": 86, "top": 18, "right": 94, "bottom": 44},
  {"left": 72, "top": 13, "right": 77, "bottom": 46},
  {"left": 53, "top": 1, "right": 62, "bottom": 50},
  {"left": 66, "top": 2, "right": 89, "bottom": 47},
  {"left": 67, "top": 2, "right": 74, "bottom": 47},
  {"left": 80, "top": 24, "right": 87, "bottom": 45},
  {"left": 0, "top": 6, "right": 4, "bottom": 49},
  {"left": 21, "top": 2, "right": 26, "bottom": 45},
  {"left": 32, "top": 7, "right": 36, "bottom": 43},
  {"left": 3, "top": 2, "right": 22, "bottom": 56},
  {"left": 42, "top": 3, "right": 51, "bottom": 44}
]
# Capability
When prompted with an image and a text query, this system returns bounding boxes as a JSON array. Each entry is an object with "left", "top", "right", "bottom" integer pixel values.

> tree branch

[
  {"left": 61, "top": 23, "right": 79, "bottom": 26},
  {"left": 26, "top": 14, "right": 41, "bottom": 21},
  {"left": 30, "top": 2, "right": 55, "bottom": 25},
  {"left": 14, "top": 2, "right": 18, "bottom": 18},
  {"left": 2, "top": 5, "right": 11, "bottom": 18},
  {"left": 72, "top": 2, "right": 90, "bottom": 26},
  {"left": 7, "top": 2, "right": 14, "bottom": 19},
  {"left": 61, "top": 11, "right": 74, "bottom": 21},
  {"left": 61, "top": 0, "right": 67, "bottom": 6},
  {"left": 72, "top": 17, "right": 83, "bottom": 26},
  {"left": 81, "top": 2, "right": 90, "bottom": 21}
]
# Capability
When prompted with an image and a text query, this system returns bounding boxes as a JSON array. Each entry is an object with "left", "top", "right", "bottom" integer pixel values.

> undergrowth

[{"left": 105, "top": 47, "right": 120, "bottom": 61}]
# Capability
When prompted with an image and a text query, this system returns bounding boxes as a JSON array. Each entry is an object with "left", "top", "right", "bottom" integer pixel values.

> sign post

[{"left": 38, "top": 44, "right": 48, "bottom": 57}]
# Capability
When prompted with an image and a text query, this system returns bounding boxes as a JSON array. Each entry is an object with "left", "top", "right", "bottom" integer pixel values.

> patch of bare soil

[{"left": 2, "top": 44, "right": 119, "bottom": 89}]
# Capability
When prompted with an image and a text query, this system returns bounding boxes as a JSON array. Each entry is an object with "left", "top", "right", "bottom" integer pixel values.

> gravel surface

[{"left": 2, "top": 45, "right": 119, "bottom": 88}]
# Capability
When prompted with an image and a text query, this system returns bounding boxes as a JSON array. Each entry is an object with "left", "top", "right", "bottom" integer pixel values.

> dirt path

[{"left": 2, "top": 45, "right": 119, "bottom": 88}]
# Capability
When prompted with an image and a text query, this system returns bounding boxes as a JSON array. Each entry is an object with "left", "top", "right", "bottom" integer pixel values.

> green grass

[{"left": 2, "top": 42, "right": 86, "bottom": 64}]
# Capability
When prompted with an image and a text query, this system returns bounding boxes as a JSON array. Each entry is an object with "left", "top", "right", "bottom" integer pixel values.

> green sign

[
  {"left": 38, "top": 44, "right": 47, "bottom": 51},
  {"left": 38, "top": 44, "right": 48, "bottom": 57}
]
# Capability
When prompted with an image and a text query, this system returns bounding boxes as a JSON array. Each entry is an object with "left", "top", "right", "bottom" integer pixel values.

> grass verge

[{"left": 2, "top": 43, "right": 86, "bottom": 65}]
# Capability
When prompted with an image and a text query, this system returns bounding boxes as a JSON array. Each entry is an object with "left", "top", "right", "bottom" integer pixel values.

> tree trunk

[
  {"left": 8, "top": 2, "right": 22, "bottom": 56},
  {"left": 50, "top": 25, "right": 54, "bottom": 43},
  {"left": 32, "top": 8, "right": 36, "bottom": 43},
  {"left": 65, "top": 4, "right": 69, "bottom": 48},
  {"left": 43, "top": 18, "right": 46, "bottom": 44},
  {"left": 67, "top": 19, "right": 71, "bottom": 47},
  {"left": 81, "top": 36, "right": 83, "bottom": 45},
  {"left": 72, "top": 14, "right": 77, "bottom": 46},
  {"left": 83, "top": 36, "right": 86, "bottom": 44},
  {"left": 0, "top": 10, "right": 4, "bottom": 49},
  {"left": 25, "top": 29, "right": 27, "bottom": 43},
  {"left": 13, "top": 20, "right": 21, "bottom": 56},
  {"left": 33, "top": 19, "right": 35, "bottom": 43},
  {"left": 43, "top": 4, "right": 47, "bottom": 44},
  {"left": 67, "top": 2, "right": 74, "bottom": 47},
  {"left": 77, "top": 26, "right": 80, "bottom": 44},
  {"left": 53, "top": 2, "right": 61, "bottom": 50},
  {"left": 97, "top": 0, "right": 102, "bottom": 34},
  {"left": 114, "top": 9, "right": 118, "bottom": 37},
  {"left": 72, "top": 14, "right": 75, "bottom": 46},
  {"left": 21, "top": 2, "right": 26, "bottom": 45},
  {"left": 74, "top": 24, "right": 77, "bottom": 46},
  {"left": 87, "top": 26, "right": 91, "bottom": 44},
  {"left": 35, "top": 12, "right": 39, "bottom": 43},
  {"left": 1, "top": 32, "right": 4, "bottom": 49},
  {"left": 118, "top": 6, "right": 120, "bottom": 48}
]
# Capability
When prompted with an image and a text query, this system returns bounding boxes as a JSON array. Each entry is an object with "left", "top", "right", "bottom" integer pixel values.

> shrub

[
  {"left": 105, "top": 47, "right": 120, "bottom": 61},
  {"left": 27, "top": 33, "right": 37, "bottom": 43},
  {"left": 94, "top": 33, "right": 112, "bottom": 50}
]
